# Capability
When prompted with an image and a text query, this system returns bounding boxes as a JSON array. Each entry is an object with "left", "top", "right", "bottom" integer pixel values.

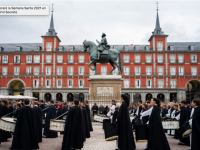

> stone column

[
  {"left": 142, "top": 93, "right": 145, "bottom": 102},
  {"left": 130, "top": 93, "right": 134, "bottom": 103},
  {"left": 63, "top": 92, "right": 67, "bottom": 102},
  {"left": 52, "top": 92, "right": 56, "bottom": 101}
]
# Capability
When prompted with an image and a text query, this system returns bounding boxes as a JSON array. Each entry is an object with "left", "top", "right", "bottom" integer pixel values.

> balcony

[
  {"left": 67, "top": 59, "right": 74, "bottom": 64},
  {"left": 169, "top": 59, "right": 176, "bottom": 64},
  {"left": 13, "top": 60, "right": 20, "bottom": 64},
  {"left": 134, "top": 59, "right": 141, "bottom": 64},
  {"left": 26, "top": 60, "right": 32, "bottom": 64},
  {"left": 2, "top": 60, "right": 8, "bottom": 64},
  {"left": 191, "top": 59, "right": 198, "bottom": 63},
  {"left": 78, "top": 59, "right": 85, "bottom": 64},
  {"left": 145, "top": 59, "right": 152, "bottom": 64},
  {"left": 45, "top": 59, "right": 52, "bottom": 64},
  {"left": 157, "top": 59, "right": 164, "bottom": 64},
  {"left": 33, "top": 61, "right": 40, "bottom": 64}
]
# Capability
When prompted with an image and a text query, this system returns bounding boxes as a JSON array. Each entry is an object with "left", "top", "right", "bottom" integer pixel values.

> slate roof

[{"left": 0, "top": 42, "right": 200, "bottom": 52}]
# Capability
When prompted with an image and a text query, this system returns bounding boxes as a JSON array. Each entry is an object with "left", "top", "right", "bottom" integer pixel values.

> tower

[
  {"left": 41, "top": 4, "right": 61, "bottom": 51},
  {"left": 148, "top": 2, "right": 168, "bottom": 51}
]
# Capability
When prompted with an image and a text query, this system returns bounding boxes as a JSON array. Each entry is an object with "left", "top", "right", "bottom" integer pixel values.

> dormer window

[
  {"left": 124, "top": 46, "right": 128, "bottom": 51},
  {"left": 70, "top": 46, "right": 75, "bottom": 51},
  {"left": 113, "top": 46, "right": 118, "bottom": 49},
  {"left": 135, "top": 46, "right": 139, "bottom": 51},
  {"left": 189, "top": 45, "right": 194, "bottom": 51},
  {"left": 168, "top": 45, "right": 174, "bottom": 51},
  {"left": 0, "top": 47, "right": 3, "bottom": 52},
  {"left": 145, "top": 45, "right": 150, "bottom": 51},
  {"left": 16, "top": 46, "right": 22, "bottom": 51},
  {"left": 36, "top": 46, "right": 41, "bottom": 51},
  {"left": 59, "top": 46, "right": 64, "bottom": 51}
]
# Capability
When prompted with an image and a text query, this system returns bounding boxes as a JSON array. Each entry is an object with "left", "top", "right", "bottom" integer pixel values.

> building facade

[{"left": 0, "top": 9, "right": 200, "bottom": 103}]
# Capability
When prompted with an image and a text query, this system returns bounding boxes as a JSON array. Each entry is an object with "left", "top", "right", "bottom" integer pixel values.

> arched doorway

[
  {"left": 133, "top": 93, "right": 141, "bottom": 103},
  {"left": 67, "top": 93, "right": 74, "bottom": 102},
  {"left": 56, "top": 93, "right": 63, "bottom": 101},
  {"left": 157, "top": 93, "right": 165, "bottom": 102},
  {"left": 186, "top": 80, "right": 200, "bottom": 102},
  {"left": 125, "top": 93, "right": 130, "bottom": 101},
  {"left": 79, "top": 93, "right": 85, "bottom": 102},
  {"left": 8, "top": 80, "right": 25, "bottom": 95},
  {"left": 146, "top": 93, "right": 153, "bottom": 101},
  {"left": 44, "top": 93, "right": 52, "bottom": 101}
]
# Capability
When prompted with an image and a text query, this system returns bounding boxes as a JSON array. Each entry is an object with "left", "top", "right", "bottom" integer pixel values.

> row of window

[
  {"left": 1, "top": 66, "right": 198, "bottom": 76},
  {"left": 32, "top": 78, "right": 176, "bottom": 89},
  {"left": 123, "top": 54, "right": 197, "bottom": 63},
  {"left": 0, "top": 54, "right": 198, "bottom": 64},
  {"left": 123, "top": 79, "right": 176, "bottom": 88},
  {"left": 33, "top": 79, "right": 84, "bottom": 88}
]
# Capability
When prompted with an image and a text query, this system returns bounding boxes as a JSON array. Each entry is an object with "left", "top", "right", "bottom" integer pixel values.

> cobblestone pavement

[{"left": 0, "top": 123, "right": 190, "bottom": 150}]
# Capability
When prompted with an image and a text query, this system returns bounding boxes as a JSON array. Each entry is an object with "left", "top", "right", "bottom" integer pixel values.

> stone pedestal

[{"left": 88, "top": 75, "right": 123, "bottom": 108}]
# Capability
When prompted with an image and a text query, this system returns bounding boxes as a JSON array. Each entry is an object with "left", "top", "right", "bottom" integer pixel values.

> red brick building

[{"left": 0, "top": 9, "right": 200, "bottom": 102}]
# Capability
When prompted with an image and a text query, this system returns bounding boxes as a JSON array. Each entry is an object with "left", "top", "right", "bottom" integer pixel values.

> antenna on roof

[
  {"left": 156, "top": 1, "right": 159, "bottom": 11},
  {"left": 51, "top": 3, "right": 54, "bottom": 12}
]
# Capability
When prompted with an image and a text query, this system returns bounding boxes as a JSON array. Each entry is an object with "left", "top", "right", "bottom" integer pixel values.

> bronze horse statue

[{"left": 83, "top": 40, "right": 123, "bottom": 75}]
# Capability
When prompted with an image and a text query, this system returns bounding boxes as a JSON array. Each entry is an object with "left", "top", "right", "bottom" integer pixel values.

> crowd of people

[{"left": 0, "top": 97, "right": 199, "bottom": 150}]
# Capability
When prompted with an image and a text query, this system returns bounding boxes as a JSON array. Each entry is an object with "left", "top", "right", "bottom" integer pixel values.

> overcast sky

[{"left": 0, "top": 1, "right": 200, "bottom": 45}]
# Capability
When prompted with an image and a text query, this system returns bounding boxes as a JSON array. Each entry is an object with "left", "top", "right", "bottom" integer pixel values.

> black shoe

[{"left": 178, "top": 142, "right": 185, "bottom": 145}]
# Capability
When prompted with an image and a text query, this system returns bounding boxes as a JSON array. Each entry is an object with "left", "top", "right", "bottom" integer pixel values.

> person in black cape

[
  {"left": 178, "top": 100, "right": 190, "bottom": 146},
  {"left": 81, "top": 102, "right": 90, "bottom": 138},
  {"left": 61, "top": 100, "right": 84, "bottom": 150},
  {"left": 62, "top": 102, "right": 68, "bottom": 114},
  {"left": 56, "top": 104, "right": 62, "bottom": 119},
  {"left": 117, "top": 94, "right": 136, "bottom": 150},
  {"left": 14, "top": 103, "right": 21, "bottom": 118},
  {"left": 0, "top": 100, "right": 10, "bottom": 144},
  {"left": 191, "top": 99, "right": 200, "bottom": 150},
  {"left": 11, "top": 99, "right": 39, "bottom": 150},
  {"left": 8, "top": 102, "right": 14, "bottom": 117},
  {"left": 85, "top": 101, "right": 93, "bottom": 132},
  {"left": 43, "top": 100, "right": 58, "bottom": 138},
  {"left": 32, "top": 101, "right": 43, "bottom": 143},
  {"left": 147, "top": 98, "right": 170, "bottom": 150}
]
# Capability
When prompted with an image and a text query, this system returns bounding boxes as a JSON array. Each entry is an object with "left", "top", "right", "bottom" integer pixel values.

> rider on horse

[{"left": 97, "top": 33, "right": 110, "bottom": 60}]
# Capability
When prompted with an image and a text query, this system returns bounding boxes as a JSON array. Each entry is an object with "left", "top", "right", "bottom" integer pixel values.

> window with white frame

[
  {"left": 57, "top": 67, "right": 63, "bottom": 75},
  {"left": 68, "top": 55, "right": 74, "bottom": 63},
  {"left": 57, "top": 55, "right": 63, "bottom": 63},
  {"left": 79, "top": 55, "right": 84, "bottom": 63},
  {"left": 135, "top": 67, "right": 141, "bottom": 75},
  {"left": 79, "top": 67, "right": 84, "bottom": 75},
  {"left": 90, "top": 69, "right": 95, "bottom": 75},
  {"left": 33, "top": 79, "right": 39, "bottom": 88},
  {"left": 46, "top": 67, "right": 51, "bottom": 75},
  {"left": 124, "top": 55, "right": 129, "bottom": 63},
  {"left": 135, "top": 79, "right": 141, "bottom": 88},
  {"left": 57, "top": 79, "right": 62, "bottom": 88},
  {"left": 2, "top": 67, "right": 7, "bottom": 75},
  {"left": 146, "top": 67, "right": 152, "bottom": 75},
  {"left": 46, "top": 55, "right": 52, "bottom": 63},
  {"left": 34, "top": 67, "right": 39, "bottom": 75},
  {"left": 26, "top": 55, "right": 32, "bottom": 63},
  {"left": 34, "top": 55, "right": 40, "bottom": 63},
  {"left": 157, "top": 55, "right": 163, "bottom": 63},
  {"left": 191, "top": 67, "right": 197, "bottom": 75},
  {"left": 135, "top": 55, "right": 140, "bottom": 63},
  {"left": 46, "top": 79, "right": 51, "bottom": 88},
  {"left": 191, "top": 55, "right": 197, "bottom": 63},
  {"left": 170, "top": 55, "right": 176, "bottom": 63},
  {"left": 124, "top": 67, "right": 129, "bottom": 75},
  {"left": 26, "top": 67, "right": 32, "bottom": 75},
  {"left": 79, "top": 79, "right": 84, "bottom": 88},
  {"left": 14, "top": 67, "right": 20, "bottom": 75},
  {"left": 178, "top": 67, "right": 184, "bottom": 75},
  {"left": 178, "top": 55, "right": 184, "bottom": 63},
  {"left": 113, "top": 68, "right": 118, "bottom": 75},
  {"left": 124, "top": 80, "right": 130, "bottom": 88},
  {"left": 157, "top": 42, "right": 163, "bottom": 51},
  {"left": 101, "top": 66, "right": 107, "bottom": 75},
  {"left": 158, "top": 67, "right": 163, "bottom": 75},
  {"left": 46, "top": 42, "right": 52, "bottom": 51},
  {"left": 146, "top": 55, "right": 152, "bottom": 63},
  {"left": 146, "top": 79, "right": 152, "bottom": 88},
  {"left": 170, "top": 67, "right": 176, "bottom": 75},
  {"left": 158, "top": 80, "right": 164, "bottom": 88},
  {"left": 14, "top": 56, "right": 20, "bottom": 63},
  {"left": 2, "top": 55, "right": 8, "bottom": 63},
  {"left": 68, "top": 79, "right": 73, "bottom": 88},
  {"left": 170, "top": 80, "right": 176, "bottom": 88},
  {"left": 68, "top": 67, "right": 73, "bottom": 75}
]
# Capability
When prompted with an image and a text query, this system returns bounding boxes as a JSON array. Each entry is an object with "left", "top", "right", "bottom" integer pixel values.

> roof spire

[{"left": 49, "top": 3, "right": 54, "bottom": 30}]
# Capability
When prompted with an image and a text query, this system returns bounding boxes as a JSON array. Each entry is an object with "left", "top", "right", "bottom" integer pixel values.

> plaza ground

[{"left": 0, "top": 122, "right": 190, "bottom": 150}]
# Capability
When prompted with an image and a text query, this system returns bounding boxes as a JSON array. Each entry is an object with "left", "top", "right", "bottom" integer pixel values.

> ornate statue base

[{"left": 88, "top": 75, "right": 123, "bottom": 108}]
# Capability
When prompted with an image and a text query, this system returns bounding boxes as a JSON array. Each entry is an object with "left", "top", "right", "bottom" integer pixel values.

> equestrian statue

[{"left": 83, "top": 33, "right": 123, "bottom": 75}]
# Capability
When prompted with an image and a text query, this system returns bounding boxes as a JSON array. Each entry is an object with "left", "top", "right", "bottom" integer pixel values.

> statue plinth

[{"left": 88, "top": 75, "right": 123, "bottom": 108}]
